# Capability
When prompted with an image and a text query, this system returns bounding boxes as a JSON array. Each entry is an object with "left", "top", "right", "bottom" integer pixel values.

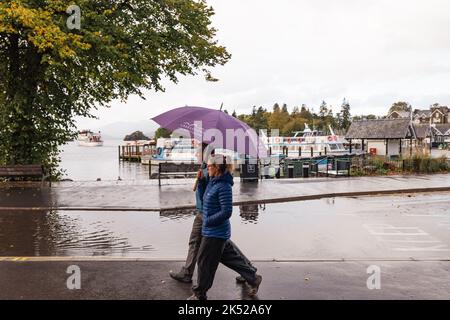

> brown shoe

[{"left": 248, "top": 275, "right": 262, "bottom": 297}]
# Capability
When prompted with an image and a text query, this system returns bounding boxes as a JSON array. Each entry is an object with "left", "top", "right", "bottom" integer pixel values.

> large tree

[
  {"left": 389, "top": 101, "right": 411, "bottom": 114},
  {"left": 0, "top": 0, "right": 230, "bottom": 175},
  {"left": 340, "top": 98, "right": 351, "bottom": 131},
  {"left": 317, "top": 100, "right": 334, "bottom": 132},
  {"left": 268, "top": 103, "right": 289, "bottom": 134}
]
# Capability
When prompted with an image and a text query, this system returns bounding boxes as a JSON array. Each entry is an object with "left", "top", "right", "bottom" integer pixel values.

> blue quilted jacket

[
  {"left": 195, "top": 163, "right": 209, "bottom": 212},
  {"left": 202, "top": 172, "right": 234, "bottom": 239}
]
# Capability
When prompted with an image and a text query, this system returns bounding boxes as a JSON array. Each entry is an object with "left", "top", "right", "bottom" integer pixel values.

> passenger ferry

[
  {"left": 264, "top": 125, "right": 348, "bottom": 158},
  {"left": 77, "top": 130, "right": 103, "bottom": 147}
]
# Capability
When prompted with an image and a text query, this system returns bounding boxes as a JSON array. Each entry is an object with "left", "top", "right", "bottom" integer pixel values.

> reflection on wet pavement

[
  {"left": 239, "top": 204, "right": 264, "bottom": 224},
  {"left": 0, "top": 210, "right": 154, "bottom": 256},
  {"left": 0, "top": 186, "right": 54, "bottom": 208}
]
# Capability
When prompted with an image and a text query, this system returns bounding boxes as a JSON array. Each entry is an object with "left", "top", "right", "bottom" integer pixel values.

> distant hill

[
  {"left": 97, "top": 120, "right": 158, "bottom": 140},
  {"left": 124, "top": 131, "right": 151, "bottom": 141}
]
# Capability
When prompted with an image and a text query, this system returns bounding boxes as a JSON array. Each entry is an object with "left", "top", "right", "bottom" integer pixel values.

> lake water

[
  {"left": 59, "top": 140, "right": 150, "bottom": 181},
  {"left": 60, "top": 141, "right": 450, "bottom": 182}
]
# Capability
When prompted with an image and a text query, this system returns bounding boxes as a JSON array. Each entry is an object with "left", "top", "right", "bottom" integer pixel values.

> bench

[
  {"left": 0, "top": 165, "right": 51, "bottom": 186},
  {"left": 152, "top": 162, "right": 201, "bottom": 186}
]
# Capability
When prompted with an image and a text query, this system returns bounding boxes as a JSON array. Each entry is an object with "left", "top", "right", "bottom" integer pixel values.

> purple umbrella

[{"left": 151, "top": 106, "right": 267, "bottom": 158}]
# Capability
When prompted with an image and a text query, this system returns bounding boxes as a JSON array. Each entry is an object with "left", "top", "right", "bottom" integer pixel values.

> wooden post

[
  {"left": 310, "top": 147, "right": 313, "bottom": 158},
  {"left": 158, "top": 163, "right": 162, "bottom": 186},
  {"left": 385, "top": 139, "right": 389, "bottom": 157},
  {"left": 324, "top": 147, "right": 327, "bottom": 156},
  {"left": 148, "top": 157, "right": 152, "bottom": 180},
  {"left": 410, "top": 138, "right": 413, "bottom": 157},
  {"left": 349, "top": 139, "right": 353, "bottom": 154},
  {"left": 118, "top": 146, "right": 121, "bottom": 161},
  {"left": 298, "top": 147, "right": 302, "bottom": 157}
]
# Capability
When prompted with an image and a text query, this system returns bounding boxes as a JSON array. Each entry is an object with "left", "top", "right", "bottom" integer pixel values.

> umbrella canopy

[{"left": 152, "top": 106, "right": 267, "bottom": 158}]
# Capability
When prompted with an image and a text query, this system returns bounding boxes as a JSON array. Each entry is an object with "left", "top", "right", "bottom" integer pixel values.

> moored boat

[{"left": 264, "top": 125, "right": 349, "bottom": 157}]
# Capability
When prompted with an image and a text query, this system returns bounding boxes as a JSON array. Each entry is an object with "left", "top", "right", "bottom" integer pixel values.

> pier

[{"left": 118, "top": 142, "right": 155, "bottom": 162}]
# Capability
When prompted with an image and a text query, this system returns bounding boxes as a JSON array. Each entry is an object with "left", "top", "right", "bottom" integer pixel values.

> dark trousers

[
  {"left": 192, "top": 236, "right": 258, "bottom": 300},
  {"left": 181, "top": 212, "right": 257, "bottom": 279},
  {"left": 181, "top": 212, "right": 204, "bottom": 277}
]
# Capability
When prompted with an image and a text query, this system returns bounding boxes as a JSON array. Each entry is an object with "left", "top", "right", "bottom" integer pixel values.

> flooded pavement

[
  {"left": 1, "top": 192, "right": 450, "bottom": 260},
  {"left": 1, "top": 173, "right": 450, "bottom": 211}
]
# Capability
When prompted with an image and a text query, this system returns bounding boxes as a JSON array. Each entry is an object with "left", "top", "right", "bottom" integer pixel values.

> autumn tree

[
  {"left": 299, "top": 104, "right": 313, "bottom": 122},
  {"left": 389, "top": 101, "right": 411, "bottom": 114},
  {"left": 268, "top": 103, "right": 289, "bottom": 134},
  {"left": 0, "top": 0, "right": 230, "bottom": 175},
  {"left": 249, "top": 106, "right": 269, "bottom": 134}
]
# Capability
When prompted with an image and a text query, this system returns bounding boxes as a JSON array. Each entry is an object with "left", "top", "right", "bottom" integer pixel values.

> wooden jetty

[{"left": 118, "top": 141, "right": 155, "bottom": 162}]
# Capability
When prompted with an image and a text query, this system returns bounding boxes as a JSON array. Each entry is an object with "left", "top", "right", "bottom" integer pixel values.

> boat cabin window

[{"left": 329, "top": 144, "right": 338, "bottom": 150}]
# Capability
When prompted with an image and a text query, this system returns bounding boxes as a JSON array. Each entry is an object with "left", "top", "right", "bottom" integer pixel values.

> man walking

[{"left": 169, "top": 144, "right": 261, "bottom": 295}]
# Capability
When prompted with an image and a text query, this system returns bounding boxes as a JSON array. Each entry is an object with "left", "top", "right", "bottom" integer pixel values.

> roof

[
  {"left": 432, "top": 124, "right": 450, "bottom": 135},
  {"left": 413, "top": 124, "right": 431, "bottom": 139},
  {"left": 388, "top": 110, "right": 411, "bottom": 119},
  {"left": 346, "top": 119, "right": 414, "bottom": 139},
  {"left": 414, "top": 109, "right": 431, "bottom": 117}
]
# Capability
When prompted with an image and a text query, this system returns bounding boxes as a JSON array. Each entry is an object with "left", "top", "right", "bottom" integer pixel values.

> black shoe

[
  {"left": 235, "top": 275, "right": 246, "bottom": 283},
  {"left": 169, "top": 270, "right": 192, "bottom": 283},
  {"left": 248, "top": 275, "right": 262, "bottom": 297}
]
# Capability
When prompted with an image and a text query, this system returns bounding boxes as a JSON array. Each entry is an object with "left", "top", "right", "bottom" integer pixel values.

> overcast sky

[{"left": 76, "top": 0, "right": 450, "bottom": 129}]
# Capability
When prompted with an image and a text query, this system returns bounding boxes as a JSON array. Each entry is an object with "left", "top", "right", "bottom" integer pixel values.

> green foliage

[
  {"left": 283, "top": 118, "right": 306, "bottom": 136},
  {"left": 340, "top": 98, "right": 351, "bottom": 131},
  {"left": 0, "top": 0, "right": 230, "bottom": 178},
  {"left": 389, "top": 101, "right": 411, "bottom": 114},
  {"left": 404, "top": 154, "right": 449, "bottom": 174},
  {"left": 268, "top": 103, "right": 289, "bottom": 134},
  {"left": 154, "top": 127, "right": 171, "bottom": 140},
  {"left": 351, "top": 154, "right": 450, "bottom": 176}
]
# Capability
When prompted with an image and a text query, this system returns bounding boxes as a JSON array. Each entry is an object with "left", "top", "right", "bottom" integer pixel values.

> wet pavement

[
  {"left": 0, "top": 260, "right": 449, "bottom": 299},
  {"left": 1, "top": 174, "right": 450, "bottom": 211},
  {"left": 1, "top": 193, "right": 450, "bottom": 260},
  {"left": 1, "top": 175, "right": 450, "bottom": 299}
]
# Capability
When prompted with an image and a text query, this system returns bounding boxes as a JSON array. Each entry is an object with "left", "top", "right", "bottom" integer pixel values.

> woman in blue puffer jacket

[{"left": 190, "top": 155, "right": 262, "bottom": 300}]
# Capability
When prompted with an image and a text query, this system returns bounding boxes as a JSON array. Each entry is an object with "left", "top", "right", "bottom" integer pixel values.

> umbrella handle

[{"left": 193, "top": 178, "right": 199, "bottom": 192}]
